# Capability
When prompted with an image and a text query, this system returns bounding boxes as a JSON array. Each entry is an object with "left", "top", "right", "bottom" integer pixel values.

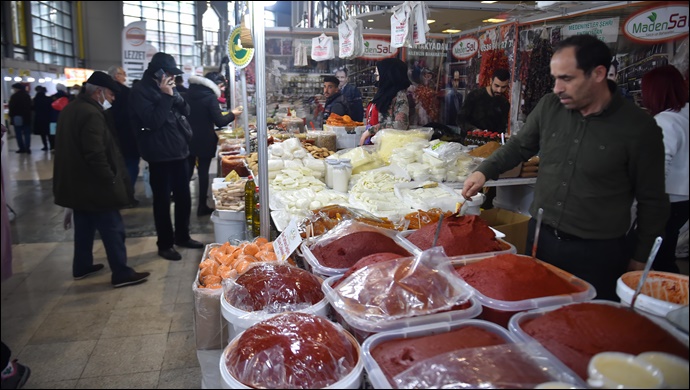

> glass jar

[{"left": 332, "top": 163, "right": 350, "bottom": 193}]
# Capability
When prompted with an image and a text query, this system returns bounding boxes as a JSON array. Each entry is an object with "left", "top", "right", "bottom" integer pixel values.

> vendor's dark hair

[
  {"left": 554, "top": 34, "right": 611, "bottom": 76},
  {"left": 323, "top": 75, "right": 340, "bottom": 86},
  {"left": 372, "top": 58, "right": 411, "bottom": 114},
  {"left": 492, "top": 68, "right": 510, "bottom": 82}
]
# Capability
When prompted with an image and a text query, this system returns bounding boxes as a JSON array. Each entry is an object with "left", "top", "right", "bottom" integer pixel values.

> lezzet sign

[{"left": 624, "top": 4, "right": 689, "bottom": 43}]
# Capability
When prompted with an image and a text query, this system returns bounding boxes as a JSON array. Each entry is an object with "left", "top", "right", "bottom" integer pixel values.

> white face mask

[{"left": 100, "top": 90, "right": 112, "bottom": 110}]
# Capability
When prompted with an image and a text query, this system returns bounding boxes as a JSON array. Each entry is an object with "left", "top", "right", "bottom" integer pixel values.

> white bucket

[
  {"left": 220, "top": 329, "right": 363, "bottom": 389},
  {"left": 211, "top": 211, "right": 245, "bottom": 243},
  {"left": 221, "top": 293, "right": 329, "bottom": 341}
]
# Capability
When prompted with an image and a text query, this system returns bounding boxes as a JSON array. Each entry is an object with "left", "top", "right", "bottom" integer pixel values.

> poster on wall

[
  {"left": 122, "top": 21, "right": 149, "bottom": 86},
  {"left": 562, "top": 17, "right": 620, "bottom": 43},
  {"left": 404, "top": 37, "right": 448, "bottom": 126}
]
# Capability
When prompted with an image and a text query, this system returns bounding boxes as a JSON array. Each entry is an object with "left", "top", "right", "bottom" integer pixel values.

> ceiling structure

[{"left": 349, "top": 1, "right": 627, "bottom": 35}]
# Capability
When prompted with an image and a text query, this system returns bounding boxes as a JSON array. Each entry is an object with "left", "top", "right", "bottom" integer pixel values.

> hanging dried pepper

[
  {"left": 479, "top": 49, "right": 510, "bottom": 100},
  {"left": 522, "top": 38, "right": 554, "bottom": 116}
]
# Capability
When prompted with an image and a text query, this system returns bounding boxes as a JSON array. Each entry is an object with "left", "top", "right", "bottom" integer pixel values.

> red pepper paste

[
  {"left": 406, "top": 215, "right": 503, "bottom": 257},
  {"left": 310, "top": 231, "right": 410, "bottom": 269},
  {"left": 334, "top": 252, "right": 408, "bottom": 287},
  {"left": 521, "top": 302, "right": 689, "bottom": 380}
]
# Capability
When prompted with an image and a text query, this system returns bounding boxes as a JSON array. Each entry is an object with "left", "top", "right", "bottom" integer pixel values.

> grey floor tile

[
  {"left": 30, "top": 379, "right": 78, "bottom": 389},
  {"left": 76, "top": 371, "right": 160, "bottom": 389},
  {"left": 0, "top": 312, "right": 50, "bottom": 355},
  {"left": 100, "top": 305, "right": 174, "bottom": 339},
  {"left": 162, "top": 331, "right": 200, "bottom": 370},
  {"left": 11, "top": 268, "right": 74, "bottom": 295},
  {"left": 81, "top": 334, "right": 167, "bottom": 378},
  {"left": 9, "top": 242, "right": 60, "bottom": 273},
  {"left": 29, "top": 309, "right": 110, "bottom": 345},
  {"left": 113, "top": 276, "right": 180, "bottom": 310},
  {"left": 158, "top": 367, "right": 202, "bottom": 389},
  {"left": 53, "top": 283, "right": 124, "bottom": 313},
  {"left": 0, "top": 290, "right": 62, "bottom": 320},
  {"left": 0, "top": 272, "right": 29, "bottom": 299},
  {"left": 170, "top": 302, "right": 194, "bottom": 333},
  {"left": 175, "top": 281, "right": 195, "bottom": 304},
  {"left": 17, "top": 340, "right": 97, "bottom": 383}
]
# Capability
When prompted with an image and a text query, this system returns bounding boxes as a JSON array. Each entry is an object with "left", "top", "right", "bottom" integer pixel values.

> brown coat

[{"left": 53, "top": 94, "right": 132, "bottom": 211}]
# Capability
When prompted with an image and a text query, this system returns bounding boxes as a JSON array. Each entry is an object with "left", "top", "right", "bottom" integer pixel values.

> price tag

[{"left": 273, "top": 218, "right": 302, "bottom": 262}]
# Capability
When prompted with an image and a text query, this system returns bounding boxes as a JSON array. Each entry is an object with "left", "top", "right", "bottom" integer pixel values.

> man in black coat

[
  {"left": 185, "top": 72, "right": 243, "bottom": 216},
  {"left": 129, "top": 52, "right": 204, "bottom": 261},
  {"left": 8, "top": 83, "right": 33, "bottom": 153},
  {"left": 320, "top": 75, "right": 350, "bottom": 128},
  {"left": 32, "top": 86, "right": 53, "bottom": 151}
]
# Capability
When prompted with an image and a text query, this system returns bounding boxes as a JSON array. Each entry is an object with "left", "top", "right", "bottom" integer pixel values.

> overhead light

[
  {"left": 367, "top": 19, "right": 374, "bottom": 22},
  {"left": 442, "top": 29, "right": 461, "bottom": 33},
  {"left": 3, "top": 76, "right": 12, "bottom": 81},
  {"left": 263, "top": 1, "right": 276, "bottom": 6},
  {"left": 481, "top": 1, "right": 498, "bottom": 3},
  {"left": 483, "top": 18, "right": 507, "bottom": 23},
  {"left": 14, "top": 76, "right": 22, "bottom": 82},
  {"left": 39, "top": 78, "right": 45, "bottom": 83},
  {"left": 27, "top": 77, "right": 35, "bottom": 82},
  {"left": 427, "top": 19, "right": 435, "bottom": 24}
]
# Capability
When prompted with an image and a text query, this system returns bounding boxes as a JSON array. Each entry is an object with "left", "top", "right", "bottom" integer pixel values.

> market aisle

[{"left": 1, "top": 136, "right": 212, "bottom": 388}]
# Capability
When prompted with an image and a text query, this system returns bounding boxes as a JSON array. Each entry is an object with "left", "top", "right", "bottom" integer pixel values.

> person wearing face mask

[
  {"left": 53, "top": 71, "right": 150, "bottom": 288},
  {"left": 457, "top": 68, "right": 511, "bottom": 137},
  {"left": 461, "top": 35, "right": 669, "bottom": 301}
]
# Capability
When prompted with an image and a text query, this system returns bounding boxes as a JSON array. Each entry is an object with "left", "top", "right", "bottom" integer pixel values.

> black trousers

[
  {"left": 149, "top": 159, "right": 192, "bottom": 250},
  {"left": 187, "top": 155, "right": 212, "bottom": 210},
  {"left": 655, "top": 200, "right": 688, "bottom": 273},
  {"left": 526, "top": 218, "right": 628, "bottom": 301},
  {"left": 1, "top": 341, "right": 9, "bottom": 369}
]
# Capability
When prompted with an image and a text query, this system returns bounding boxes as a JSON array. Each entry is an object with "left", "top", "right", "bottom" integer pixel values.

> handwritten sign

[{"left": 273, "top": 218, "right": 302, "bottom": 263}]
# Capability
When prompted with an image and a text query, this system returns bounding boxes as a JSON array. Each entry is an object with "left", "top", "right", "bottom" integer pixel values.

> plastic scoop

[
  {"left": 630, "top": 236, "right": 663, "bottom": 311},
  {"left": 404, "top": 214, "right": 443, "bottom": 279},
  {"left": 410, "top": 182, "right": 438, "bottom": 190},
  {"left": 531, "top": 208, "right": 544, "bottom": 259}
]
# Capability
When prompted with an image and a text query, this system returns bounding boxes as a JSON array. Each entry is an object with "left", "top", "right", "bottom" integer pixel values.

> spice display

[
  {"left": 309, "top": 230, "right": 410, "bottom": 269},
  {"left": 406, "top": 215, "right": 504, "bottom": 257},
  {"left": 522, "top": 38, "right": 554, "bottom": 116},
  {"left": 326, "top": 113, "right": 364, "bottom": 126},
  {"left": 468, "top": 141, "right": 501, "bottom": 158},
  {"left": 478, "top": 49, "right": 510, "bottom": 94}
]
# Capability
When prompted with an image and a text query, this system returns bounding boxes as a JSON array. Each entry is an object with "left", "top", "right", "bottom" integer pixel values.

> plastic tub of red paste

[
  {"left": 322, "top": 274, "right": 482, "bottom": 343},
  {"left": 453, "top": 255, "right": 596, "bottom": 327},
  {"left": 397, "top": 229, "right": 516, "bottom": 262},
  {"left": 616, "top": 271, "right": 688, "bottom": 318},
  {"left": 508, "top": 300, "right": 690, "bottom": 381},
  {"left": 362, "top": 319, "right": 587, "bottom": 389}
]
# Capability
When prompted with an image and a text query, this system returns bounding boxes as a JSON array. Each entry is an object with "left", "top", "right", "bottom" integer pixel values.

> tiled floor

[{"left": 2, "top": 135, "right": 213, "bottom": 389}]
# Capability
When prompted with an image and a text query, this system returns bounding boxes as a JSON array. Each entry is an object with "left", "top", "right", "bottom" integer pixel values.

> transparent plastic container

[
  {"left": 397, "top": 230, "right": 516, "bottom": 261},
  {"left": 453, "top": 255, "right": 596, "bottom": 327},
  {"left": 361, "top": 319, "right": 587, "bottom": 389},
  {"left": 220, "top": 326, "right": 364, "bottom": 389},
  {"left": 301, "top": 226, "right": 420, "bottom": 279},
  {"left": 322, "top": 274, "right": 482, "bottom": 342},
  {"left": 616, "top": 271, "right": 688, "bottom": 317}
]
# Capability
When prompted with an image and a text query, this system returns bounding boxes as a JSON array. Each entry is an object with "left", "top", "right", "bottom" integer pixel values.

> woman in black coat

[
  {"left": 185, "top": 72, "right": 243, "bottom": 216},
  {"left": 32, "top": 86, "right": 53, "bottom": 150}
]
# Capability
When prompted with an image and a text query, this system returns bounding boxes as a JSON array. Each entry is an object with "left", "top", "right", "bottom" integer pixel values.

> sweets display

[
  {"left": 225, "top": 312, "right": 358, "bottom": 389},
  {"left": 521, "top": 302, "right": 689, "bottom": 379},
  {"left": 199, "top": 238, "right": 279, "bottom": 288},
  {"left": 455, "top": 254, "right": 582, "bottom": 301},
  {"left": 406, "top": 215, "right": 504, "bottom": 256},
  {"left": 309, "top": 231, "right": 410, "bottom": 269},
  {"left": 372, "top": 325, "right": 507, "bottom": 384},
  {"left": 225, "top": 263, "right": 324, "bottom": 312}
]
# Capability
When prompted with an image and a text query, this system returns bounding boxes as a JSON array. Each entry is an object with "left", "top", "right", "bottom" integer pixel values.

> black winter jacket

[
  {"left": 184, "top": 76, "right": 236, "bottom": 159},
  {"left": 110, "top": 85, "right": 139, "bottom": 159},
  {"left": 129, "top": 70, "right": 191, "bottom": 163},
  {"left": 9, "top": 90, "right": 32, "bottom": 126},
  {"left": 32, "top": 92, "right": 53, "bottom": 135}
]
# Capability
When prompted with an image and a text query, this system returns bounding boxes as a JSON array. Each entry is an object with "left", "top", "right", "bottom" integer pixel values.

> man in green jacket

[
  {"left": 462, "top": 35, "right": 669, "bottom": 301},
  {"left": 53, "top": 71, "right": 149, "bottom": 288}
]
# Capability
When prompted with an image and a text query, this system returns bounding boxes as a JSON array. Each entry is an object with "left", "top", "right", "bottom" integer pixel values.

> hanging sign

[
  {"left": 624, "top": 4, "right": 689, "bottom": 43},
  {"left": 227, "top": 25, "right": 255, "bottom": 69},
  {"left": 359, "top": 36, "right": 399, "bottom": 60},
  {"left": 407, "top": 38, "right": 448, "bottom": 58},
  {"left": 122, "top": 21, "right": 148, "bottom": 85},
  {"left": 451, "top": 36, "right": 480, "bottom": 60},
  {"left": 562, "top": 17, "right": 620, "bottom": 43}
]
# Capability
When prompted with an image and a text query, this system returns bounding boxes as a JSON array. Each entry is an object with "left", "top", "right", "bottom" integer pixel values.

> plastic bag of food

[{"left": 374, "top": 128, "right": 433, "bottom": 163}]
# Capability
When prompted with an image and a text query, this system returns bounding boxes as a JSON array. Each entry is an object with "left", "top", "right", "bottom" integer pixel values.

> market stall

[{"left": 196, "top": 1, "right": 690, "bottom": 388}]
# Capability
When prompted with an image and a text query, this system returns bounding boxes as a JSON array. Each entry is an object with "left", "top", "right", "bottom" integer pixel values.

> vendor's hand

[
  {"left": 627, "top": 259, "right": 646, "bottom": 272},
  {"left": 231, "top": 106, "right": 243, "bottom": 116},
  {"left": 461, "top": 171, "right": 487, "bottom": 199},
  {"left": 359, "top": 129, "right": 370, "bottom": 146},
  {"left": 158, "top": 75, "right": 175, "bottom": 96},
  {"left": 63, "top": 208, "right": 73, "bottom": 230}
]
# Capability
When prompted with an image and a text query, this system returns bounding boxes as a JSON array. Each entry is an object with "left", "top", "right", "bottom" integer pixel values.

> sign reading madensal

[
  {"left": 624, "top": 4, "right": 689, "bottom": 43},
  {"left": 451, "top": 36, "right": 479, "bottom": 60},
  {"left": 122, "top": 21, "right": 148, "bottom": 85},
  {"left": 359, "top": 36, "right": 399, "bottom": 60},
  {"left": 562, "top": 17, "right": 620, "bottom": 43}
]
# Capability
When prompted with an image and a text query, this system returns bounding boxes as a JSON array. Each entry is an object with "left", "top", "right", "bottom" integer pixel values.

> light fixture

[
  {"left": 483, "top": 18, "right": 507, "bottom": 23},
  {"left": 39, "top": 78, "right": 45, "bottom": 83},
  {"left": 442, "top": 29, "right": 461, "bottom": 33},
  {"left": 3, "top": 76, "right": 12, "bottom": 81},
  {"left": 367, "top": 19, "right": 374, "bottom": 22},
  {"left": 427, "top": 19, "right": 435, "bottom": 24},
  {"left": 45, "top": 77, "right": 52, "bottom": 81},
  {"left": 14, "top": 76, "right": 22, "bottom": 82},
  {"left": 263, "top": 1, "right": 276, "bottom": 6},
  {"left": 27, "top": 77, "right": 35, "bottom": 82},
  {"left": 481, "top": 1, "right": 498, "bottom": 3}
]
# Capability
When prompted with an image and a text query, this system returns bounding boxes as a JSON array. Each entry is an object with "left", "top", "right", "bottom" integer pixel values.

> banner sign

[
  {"left": 359, "top": 35, "right": 399, "bottom": 60},
  {"left": 562, "top": 17, "right": 620, "bottom": 43},
  {"left": 406, "top": 38, "right": 448, "bottom": 58},
  {"left": 451, "top": 36, "right": 480, "bottom": 60},
  {"left": 122, "top": 21, "right": 148, "bottom": 85},
  {"left": 624, "top": 4, "right": 689, "bottom": 43},
  {"left": 228, "top": 25, "right": 255, "bottom": 68}
]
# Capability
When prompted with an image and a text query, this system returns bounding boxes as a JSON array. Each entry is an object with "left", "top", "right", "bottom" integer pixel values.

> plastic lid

[{"left": 327, "top": 159, "right": 340, "bottom": 165}]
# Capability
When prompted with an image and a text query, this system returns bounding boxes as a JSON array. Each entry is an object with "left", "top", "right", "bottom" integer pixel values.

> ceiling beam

[{"left": 344, "top": 1, "right": 524, "bottom": 12}]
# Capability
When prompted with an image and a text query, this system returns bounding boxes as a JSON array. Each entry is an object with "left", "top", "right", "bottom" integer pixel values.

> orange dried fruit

[
  {"left": 243, "top": 243, "right": 260, "bottom": 256},
  {"left": 254, "top": 237, "right": 269, "bottom": 246},
  {"left": 235, "top": 261, "right": 250, "bottom": 274},
  {"left": 205, "top": 283, "right": 222, "bottom": 289},
  {"left": 199, "top": 259, "right": 216, "bottom": 269},
  {"left": 202, "top": 275, "right": 221, "bottom": 285}
]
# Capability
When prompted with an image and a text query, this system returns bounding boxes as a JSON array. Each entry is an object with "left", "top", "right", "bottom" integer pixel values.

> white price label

[{"left": 273, "top": 218, "right": 302, "bottom": 262}]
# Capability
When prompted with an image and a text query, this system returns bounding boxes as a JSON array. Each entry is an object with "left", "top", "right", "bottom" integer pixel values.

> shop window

[{"left": 31, "top": 1, "right": 74, "bottom": 66}]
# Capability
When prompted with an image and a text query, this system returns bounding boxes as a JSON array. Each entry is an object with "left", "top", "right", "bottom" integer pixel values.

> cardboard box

[{"left": 480, "top": 208, "right": 531, "bottom": 254}]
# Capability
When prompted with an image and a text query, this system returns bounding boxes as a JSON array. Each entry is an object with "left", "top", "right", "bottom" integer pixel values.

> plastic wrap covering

[
  {"left": 308, "top": 220, "right": 412, "bottom": 269},
  {"left": 223, "top": 263, "right": 324, "bottom": 314},
  {"left": 373, "top": 128, "right": 433, "bottom": 163},
  {"left": 225, "top": 312, "right": 359, "bottom": 389},
  {"left": 329, "top": 247, "right": 473, "bottom": 327},
  {"left": 193, "top": 279, "right": 228, "bottom": 350},
  {"left": 334, "top": 146, "right": 385, "bottom": 174},
  {"left": 298, "top": 205, "right": 398, "bottom": 239},
  {"left": 670, "top": 37, "right": 689, "bottom": 76},
  {"left": 392, "top": 343, "right": 585, "bottom": 389},
  {"left": 402, "top": 208, "right": 454, "bottom": 230},
  {"left": 405, "top": 214, "right": 504, "bottom": 257}
]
